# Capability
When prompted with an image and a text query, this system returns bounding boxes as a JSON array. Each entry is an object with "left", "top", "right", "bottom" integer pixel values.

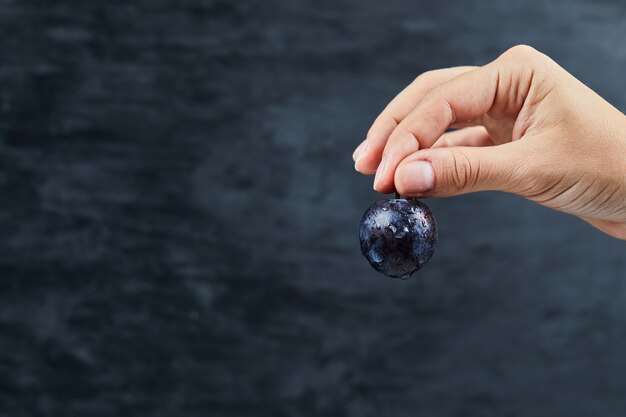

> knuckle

[
  {"left": 414, "top": 69, "right": 438, "bottom": 84},
  {"left": 368, "top": 114, "right": 398, "bottom": 138},
  {"left": 391, "top": 126, "right": 419, "bottom": 144},
  {"left": 503, "top": 44, "right": 538, "bottom": 59},
  {"left": 499, "top": 44, "right": 549, "bottom": 68},
  {"left": 443, "top": 149, "right": 476, "bottom": 191}
]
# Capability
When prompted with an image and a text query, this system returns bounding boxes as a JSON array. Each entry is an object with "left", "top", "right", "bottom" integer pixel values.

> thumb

[{"left": 394, "top": 141, "right": 529, "bottom": 197}]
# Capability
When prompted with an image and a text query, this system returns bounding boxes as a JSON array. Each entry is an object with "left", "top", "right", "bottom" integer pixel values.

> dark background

[{"left": 1, "top": 0, "right": 626, "bottom": 416}]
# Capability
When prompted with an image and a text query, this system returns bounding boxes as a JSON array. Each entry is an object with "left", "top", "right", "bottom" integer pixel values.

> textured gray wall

[{"left": 1, "top": 0, "right": 626, "bottom": 416}]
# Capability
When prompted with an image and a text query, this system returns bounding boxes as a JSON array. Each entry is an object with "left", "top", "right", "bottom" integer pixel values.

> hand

[{"left": 353, "top": 45, "right": 626, "bottom": 240}]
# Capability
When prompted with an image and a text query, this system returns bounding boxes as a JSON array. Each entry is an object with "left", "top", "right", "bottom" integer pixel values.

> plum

[{"left": 359, "top": 198, "right": 437, "bottom": 279}]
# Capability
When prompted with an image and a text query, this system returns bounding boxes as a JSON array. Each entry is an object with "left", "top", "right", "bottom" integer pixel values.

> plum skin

[{"left": 359, "top": 199, "right": 437, "bottom": 279}]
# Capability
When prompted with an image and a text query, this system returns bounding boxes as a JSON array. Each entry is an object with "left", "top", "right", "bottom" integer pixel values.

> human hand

[{"left": 353, "top": 45, "right": 626, "bottom": 240}]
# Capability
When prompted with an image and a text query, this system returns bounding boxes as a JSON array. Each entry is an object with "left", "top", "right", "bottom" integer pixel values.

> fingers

[
  {"left": 431, "top": 126, "right": 493, "bottom": 148},
  {"left": 354, "top": 66, "right": 476, "bottom": 174},
  {"left": 394, "top": 140, "right": 530, "bottom": 197},
  {"left": 373, "top": 65, "right": 500, "bottom": 192}
]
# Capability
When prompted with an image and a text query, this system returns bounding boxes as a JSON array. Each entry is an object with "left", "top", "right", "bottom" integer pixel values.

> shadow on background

[{"left": 1, "top": 0, "right": 625, "bottom": 416}]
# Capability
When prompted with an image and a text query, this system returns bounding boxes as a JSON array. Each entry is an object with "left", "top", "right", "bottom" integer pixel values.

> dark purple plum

[{"left": 359, "top": 199, "right": 437, "bottom": 279}]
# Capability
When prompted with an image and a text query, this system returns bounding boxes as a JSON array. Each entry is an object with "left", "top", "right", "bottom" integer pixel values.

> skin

[{"left": 353, "top": 45, "right": 626, "bottom": 240}]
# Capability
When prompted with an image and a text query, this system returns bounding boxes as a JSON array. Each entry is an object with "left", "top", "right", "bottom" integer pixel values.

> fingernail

[
  {"left": 401, "top": 161, "right": 434, "bottom": 193},
  {"left": 353, "top": 140, "right": 369, "bottom": 172},
  {"left": 352, "top": 139, "right": 367, "bottom": 162},
  {"left": 373, "top": 155, "right": 387, "bottom": 190}
]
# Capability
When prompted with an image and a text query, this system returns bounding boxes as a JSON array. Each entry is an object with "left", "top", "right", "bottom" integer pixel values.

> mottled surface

[
  {"left": 359, "top": 199, "right": 437, "bottom": 278},
  {"left": 1, "top": 0, "right": 626, "bottom": 416}
]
